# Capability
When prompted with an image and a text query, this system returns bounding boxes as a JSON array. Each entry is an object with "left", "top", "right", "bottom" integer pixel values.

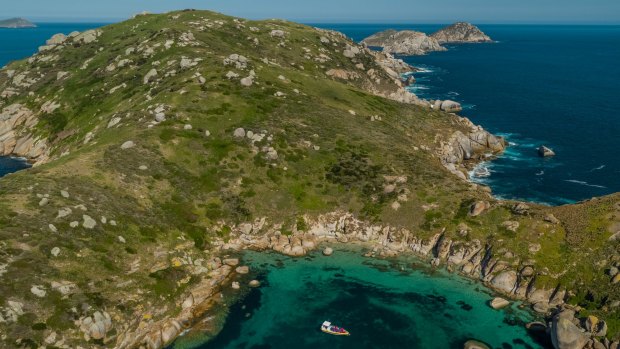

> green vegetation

[{"left": 0, "top": 9, "right": 617, "bottom": 348}]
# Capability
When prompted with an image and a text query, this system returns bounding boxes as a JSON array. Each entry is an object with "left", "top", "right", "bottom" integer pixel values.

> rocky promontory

[
  {"left": 0, "top": 17, "right": 36, "bottom": 28},
  {"left": 0, "top": 9, "right": 618, "bottom": 349},
  {"left": 361, "top": 30, "right": 446, "bottom": 55},
  {"left": 361, "top": 22, "right": 492, "bottom": 56},
  {"left": 430, "top": 22, "right": 492, "bottom": 43}
]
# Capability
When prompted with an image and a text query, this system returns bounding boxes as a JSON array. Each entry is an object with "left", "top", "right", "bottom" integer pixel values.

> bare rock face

[
  {"left": 464, "top": 340, "right": 491, "bottom": 349},
  {"left": 489, "top": 297, "right": 510, "bottom": 309},
  {"left": 538, "top": 145, "right": 556, "bottom": 157},
  {"left": 361, "top": 30, "right": 446, "bottom": 56},
  {"left": 73, "top": 29, "right": 102, "bottom": 45},
  {"left": 79, "top": 311, "right": 113, "bottom": 341},
  {"left": 440, "top": 100, "right": 463, "bottom": 113},
  {"left": 469, "top": 201, "right": 490, "bottom": 216},
  {"left": 490, "top": 270, "right": 517, "bottom": 294},
  {"left": 0, "top": 104, "right": 48, "bottom": 162},
  {"left": 550, "top": 310, "right": 590, "bottom": 349},
  {"left": 431, "top": 22, "right": 493, "bottom": 44}
]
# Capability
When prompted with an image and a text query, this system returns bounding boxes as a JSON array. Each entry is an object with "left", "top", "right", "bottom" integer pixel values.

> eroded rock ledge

[{"left": 0, "top": 104, "right": 49, "bottom": 163}]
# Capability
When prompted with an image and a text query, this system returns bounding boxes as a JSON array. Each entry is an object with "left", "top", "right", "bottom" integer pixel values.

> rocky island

[
  {"left": 362, "top": 22, "right": 492, "bottom": 55},
  {"left": 431, "top": 22, "right": 493, "bottom": 43},
  {"left": 0, "top": 17, "right": 36, "bottom": 28},
  {"left": 361, "top": 29, "right": 446, "bottom": 55},
  {"left": 0, "top": 10, "right": 618, "bottom": 349}
]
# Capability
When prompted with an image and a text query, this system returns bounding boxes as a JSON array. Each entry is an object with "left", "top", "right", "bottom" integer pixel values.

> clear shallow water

[
  {"left": 173, "top": 248, "right": 548, "bottom": 349},
  {"left": 317, "top": 24, "right": 620, "bottom": 205}
]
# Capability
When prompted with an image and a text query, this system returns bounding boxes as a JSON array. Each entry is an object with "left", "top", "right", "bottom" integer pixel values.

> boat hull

[{"left": 321, "top": 328, "right": 350, "bottom": 336}]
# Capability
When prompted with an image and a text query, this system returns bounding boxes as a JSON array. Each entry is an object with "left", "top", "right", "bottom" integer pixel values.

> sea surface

[
  {"left": 0, "top": 23, "right": 103, "bottom": 176},
  {"left": 171, "top": 248, "right": 548, "bottom": 349},
  {"left": 316, "top": 24, "right": 620, "bottom": 205},
  {"left": 0, "top": 22, "right": 613, "bottom": 349},
  {"left": 0, "top": 23, "right": 105, "bottom": 67},
  {"left": 2, "top": 23, "right": 619, "bottom": 202}
]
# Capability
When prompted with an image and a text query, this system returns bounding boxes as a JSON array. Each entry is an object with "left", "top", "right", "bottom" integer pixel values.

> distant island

[
  {"left": 0, "top": 17, "right": 36, "bottom": 28},
  {"left": 362, "top": 22, "right": 492, "bottom": 55}
]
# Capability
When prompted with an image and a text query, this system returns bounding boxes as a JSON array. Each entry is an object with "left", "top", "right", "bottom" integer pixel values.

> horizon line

[{"left": 20, "top": 18, "right": 620, "bottom": 26}]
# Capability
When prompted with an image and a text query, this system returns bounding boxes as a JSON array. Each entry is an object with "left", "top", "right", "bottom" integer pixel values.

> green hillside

[{"left": 0, "top": 10, "right": 617, "bottom": 348}]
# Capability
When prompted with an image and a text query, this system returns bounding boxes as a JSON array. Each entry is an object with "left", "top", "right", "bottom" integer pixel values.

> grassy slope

[{"left": 0, "top": 10, "right": 618, "bottom": 347}]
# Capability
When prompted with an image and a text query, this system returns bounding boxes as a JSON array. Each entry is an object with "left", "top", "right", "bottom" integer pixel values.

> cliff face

[
  {"left": 361, "top": 30, "right": 446, "bottom": 55},
  {"left": 431, "top": 22, "right": 492, "bottom": 43}
]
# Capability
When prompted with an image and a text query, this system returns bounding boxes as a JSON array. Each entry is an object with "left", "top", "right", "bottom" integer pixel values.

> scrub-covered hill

[{"left": 0, "top": 10, "right": 618, "bottom": 349}]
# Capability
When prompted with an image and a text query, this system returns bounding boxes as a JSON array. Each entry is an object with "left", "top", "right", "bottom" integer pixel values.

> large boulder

[
  {"left": 489, "top": 297, "right": 510, "bottom": 309},
  {"left": 469, "top": 201, "right": 490, "bottom": 217},
  {"left": 550, "top": 310, "right": 589, "bottom": 349},
  {"left": 361, "top": 30, "right": 446, "bottom": 55},
  {"left": 46, "top": 33, "right": 67, "bottom": 45},
  {"left": 490, "top": 270, "right": 517, "bottom": 294},
  {"left": 322, "top": 247, "right": 333, "bottom": 256},
  {"left": 538, "top": 145, "right": 556, "bottom": 157},
  {"left": 440, "top": 100, "right": 463, "bottom": 113}
]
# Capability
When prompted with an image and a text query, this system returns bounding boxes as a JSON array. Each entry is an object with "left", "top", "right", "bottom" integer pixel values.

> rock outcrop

[
  {"left": 0, "top": 104, "right": 48, "bottom": 162},
  {"left": 538, "top": 145, "right": 556, "bottom": 157},
  {"left": 437, "top": 116, "right": 506, "bottom": 180},
  {"left": 550, "top": 310, "right": 590, "bottom": 349},
  {"left": 361, "top": 30, "right": 446, "bottom": 56},
  {"left": 431, "top": 22, "right": 492, "bottom": 44}
]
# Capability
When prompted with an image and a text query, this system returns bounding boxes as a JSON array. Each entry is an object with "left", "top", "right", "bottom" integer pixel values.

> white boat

[{"left": 321, "top": 321, "right": 350, "bottom": 336}]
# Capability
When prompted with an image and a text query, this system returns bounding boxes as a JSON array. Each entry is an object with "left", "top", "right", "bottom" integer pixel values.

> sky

[{"left": 3, "top": 0, "right": 620, "bottom": 24}]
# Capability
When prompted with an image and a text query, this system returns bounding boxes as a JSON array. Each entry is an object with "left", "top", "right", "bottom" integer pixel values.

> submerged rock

[
  {"left": 322, "top": 247, "right": 333, "bottom": 256},
  {"left": 490, "top": 271, "right": 517, "bottom": 294},
  {"left": 440, "top": 100, "right": 463, "bottom": 113},
  {"left": 464, "top": 339, "right": 491, "bottom": 349},
  {"left": 469, "top": 201, "right": 490, "bottom": 217},
  {"left": 489, "top": 297, "right": 510, "bottom": 309}
]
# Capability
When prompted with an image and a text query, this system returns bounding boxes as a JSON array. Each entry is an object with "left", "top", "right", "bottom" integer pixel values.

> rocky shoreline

[
  {"left": 361, "top": 22, "right": 493, "bottom": 56},
  {"left": 121, "top": 210, "right": 617, "bottom": 349}
]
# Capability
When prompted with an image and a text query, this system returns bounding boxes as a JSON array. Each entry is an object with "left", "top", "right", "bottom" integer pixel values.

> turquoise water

[
  {"left": 317, "top": 24, "right": 620, "bottom": 205},
  {"left": 172, "top": 248, "right": 549, "bottom": 349}
]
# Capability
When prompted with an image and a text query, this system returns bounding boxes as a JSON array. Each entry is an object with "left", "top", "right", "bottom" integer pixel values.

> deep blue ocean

[
  {"left": 316, "top": 24, "right": 620, "bottom": 205},
  {"left": 0, "top": 23, "right": 104, "bottom": 66}
]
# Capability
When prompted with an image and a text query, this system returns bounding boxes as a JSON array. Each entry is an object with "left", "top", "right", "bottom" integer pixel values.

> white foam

[
  {"left": 590, "top": 165, "right": 606, "bottom": 171},
  {"left": 564, "top": 180, "right": 606, "bottom": 189},
  {"left": 535, "top": 170, "right": 544, "bottom": 176},
  {"left": 415, "top": 67, "right": 434, "bottom": 73}
]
